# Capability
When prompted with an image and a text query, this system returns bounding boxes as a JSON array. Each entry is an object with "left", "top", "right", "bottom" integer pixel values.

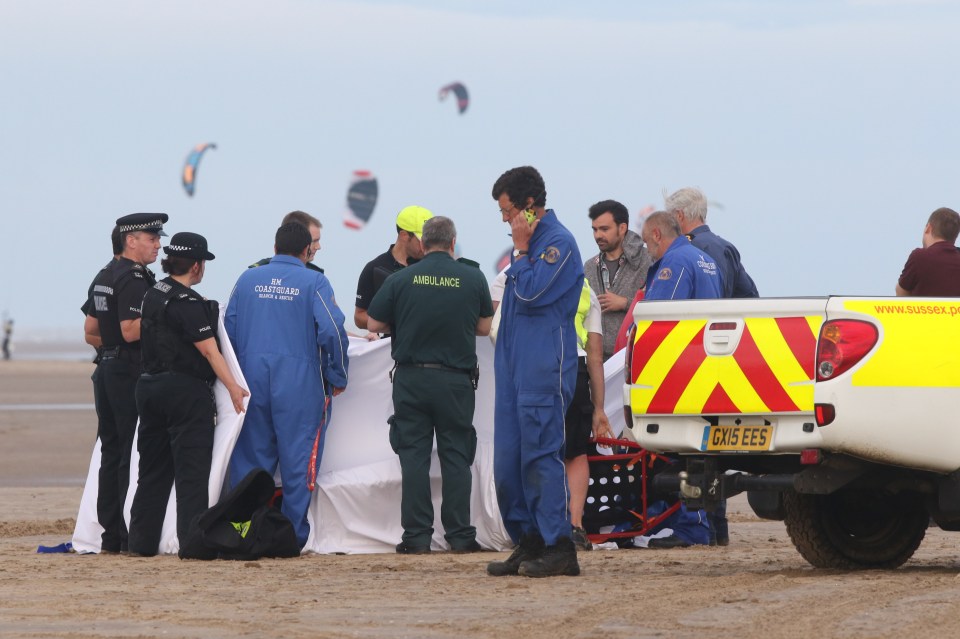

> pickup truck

[{"left": 622, "top": 296, "right": 960, "bottom": 569}]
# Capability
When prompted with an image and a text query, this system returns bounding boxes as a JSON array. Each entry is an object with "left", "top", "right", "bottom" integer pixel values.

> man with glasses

[
  {"left": 486, "top": 166, "right": 585, "bottom": 578},
  {"left": 354, "top": 205, "right": 433, "bottom": 332}
]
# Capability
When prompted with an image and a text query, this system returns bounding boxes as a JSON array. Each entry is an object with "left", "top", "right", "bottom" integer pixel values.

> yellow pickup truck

[{"left": 623, "top": 296, "right": 960, "bottom": 569}]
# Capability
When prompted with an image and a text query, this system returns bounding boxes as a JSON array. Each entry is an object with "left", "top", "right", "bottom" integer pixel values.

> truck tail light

[{"left": 816, "top": 320, "right": 878, "bottom": 381}]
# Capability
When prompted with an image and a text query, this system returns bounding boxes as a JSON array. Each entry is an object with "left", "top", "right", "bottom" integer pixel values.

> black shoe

[
  {"left": 449, "top": 540, "right": 482, "bottom": 554},
  {"left": 487, "top": 533, "right": 544, "bottom": 576},
  {"left": 571, "top": 526, "right": 592, "bottom": 552},
  {"left": 716, "top": 536, "right": 730, "bottom": 547},
  {"left": 647, "top": 535, "right": 691, "bottom": 549},
  {"left": 518, "top": 537, "right": 580, "bottom": 578},
  {"left": 395, "top": 542, "right": 431, "bottom": 555}
]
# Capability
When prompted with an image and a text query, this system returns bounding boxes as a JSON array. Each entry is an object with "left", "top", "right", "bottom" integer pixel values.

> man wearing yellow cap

[{"left": 354, "top": 205, "right": 433, "bottom": 332}]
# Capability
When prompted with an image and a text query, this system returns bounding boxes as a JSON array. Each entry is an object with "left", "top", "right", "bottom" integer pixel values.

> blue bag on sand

[
  {"left": 647, "top": 501, "right": 711, "bottom": 545},
  {"left": 37, "top": 542, "right": 73, "bottom": 553}
]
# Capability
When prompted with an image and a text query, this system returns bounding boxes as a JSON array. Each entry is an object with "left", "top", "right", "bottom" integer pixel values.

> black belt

[
  {"left": 397, "top": 361, "right": 479, "bottom": 390},
  {"left": 100, "top": 346, "right": 140, "bottom": 360},
  {"left": 398, "top": 362, "right": 471, "bottom": 376}
]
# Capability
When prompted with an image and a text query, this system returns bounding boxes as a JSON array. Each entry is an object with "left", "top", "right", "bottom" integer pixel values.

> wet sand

[{"left": 3, "top": 360, "right": 960, "bottom": 639}]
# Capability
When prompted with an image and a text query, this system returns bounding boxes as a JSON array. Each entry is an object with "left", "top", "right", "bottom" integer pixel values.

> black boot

[
  {"left": 486, "top": 533, "right": 545, "bottom": 576},
  {"left": 518, "top": 537, "right": 580, "bottom": 578}
]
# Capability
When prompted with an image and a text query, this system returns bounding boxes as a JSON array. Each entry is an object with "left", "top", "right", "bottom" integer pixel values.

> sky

[{"left": 2, "top": 0, "right": 959, "bottom": 338}]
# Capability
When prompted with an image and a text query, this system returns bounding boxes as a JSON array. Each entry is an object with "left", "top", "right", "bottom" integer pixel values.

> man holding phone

[{"left": 487, "top": 166, "right": 585, "bottom": 578}]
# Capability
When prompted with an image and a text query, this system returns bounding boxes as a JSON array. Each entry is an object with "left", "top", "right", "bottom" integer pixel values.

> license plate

[{"left": 702, "top": 425, "right": 773, "bottom": 451}]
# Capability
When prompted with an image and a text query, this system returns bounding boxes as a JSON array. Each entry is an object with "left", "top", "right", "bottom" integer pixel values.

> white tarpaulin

[{"left": 73, "top": 320, "right": 627, "bottom": 555}]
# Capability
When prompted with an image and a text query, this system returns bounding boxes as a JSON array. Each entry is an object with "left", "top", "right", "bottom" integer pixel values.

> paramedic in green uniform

[{"left": 367, "top": 216, "right": 494, "bottom": 554}]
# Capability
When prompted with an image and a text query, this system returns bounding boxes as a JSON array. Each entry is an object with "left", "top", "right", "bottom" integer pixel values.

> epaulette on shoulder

[{"left": 456, "top": 257, "right": 481, "bottom": 269}]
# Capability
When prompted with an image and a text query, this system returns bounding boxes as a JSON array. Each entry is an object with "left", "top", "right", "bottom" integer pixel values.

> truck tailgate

[{"left": 625, "top": 297, "right": 827, "bottom": 453}]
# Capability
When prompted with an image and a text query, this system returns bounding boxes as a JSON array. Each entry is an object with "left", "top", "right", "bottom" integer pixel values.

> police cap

[
  {"left": 116, "top": 212, "right": 169, "bottom": 236},
  {"left": 163, "top": 232, "right": 215, "bottom": 261}
]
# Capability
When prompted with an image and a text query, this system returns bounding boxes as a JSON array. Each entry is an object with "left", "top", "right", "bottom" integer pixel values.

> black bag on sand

[{"left": 179, "top": 468, "right": 300, "bottom": 561}]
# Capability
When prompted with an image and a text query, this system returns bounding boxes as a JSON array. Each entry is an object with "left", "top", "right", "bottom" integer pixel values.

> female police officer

[{"left": 127, "top": 232, "right": 248, "bottom": 557}]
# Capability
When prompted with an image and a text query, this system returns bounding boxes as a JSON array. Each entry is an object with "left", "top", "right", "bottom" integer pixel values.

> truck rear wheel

[{"left": 782, "top": 489, "right": 926, "bottom": 569}]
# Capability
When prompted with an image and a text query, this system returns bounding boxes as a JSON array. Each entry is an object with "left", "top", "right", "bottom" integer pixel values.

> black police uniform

[
  {"left": 367, "top": 251, "right": 493, "bottom": 551},
  {"left": 91, "top": 255, "right": 156, "bottom": 552},
  {"left": 89, "top": 212, "right": 166, "bottom": 552},
  {"left": 127, "top": 276, "right": 220, "bottom": 556}
]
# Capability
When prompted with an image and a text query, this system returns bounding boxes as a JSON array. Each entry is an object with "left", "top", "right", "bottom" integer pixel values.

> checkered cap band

[{"left": 118, "top": 219, "right": 165, "bottom": 233}]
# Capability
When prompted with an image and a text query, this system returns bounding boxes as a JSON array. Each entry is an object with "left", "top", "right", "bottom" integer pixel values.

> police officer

[
  {"left": 127, "top": 232, "right": 248, "bottom": 557},
  {"left": 487, "top": 166, "right": 585, "bottom": 578},
  {"left": 366, "top": 216, "right": 493, "bottom": 554},
  {"left": 89, "top": 213, "right": 167, "bottom": 554}
]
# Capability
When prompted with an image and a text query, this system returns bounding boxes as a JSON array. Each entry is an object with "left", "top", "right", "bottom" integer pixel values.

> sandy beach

[{"left": 3, "top": 360, "right": 960, "bottom": 639}]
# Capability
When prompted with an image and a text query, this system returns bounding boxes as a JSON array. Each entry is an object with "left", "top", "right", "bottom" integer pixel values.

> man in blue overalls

[
  {"left": 639, "top": 211, "right": 721, "bottom": 548},
  {"left": 641, "top": 211, "right": 723, "bottom": 301},
  {"left": 487, "top": 166, "right": 585, "bottom": 578},
  {"left": 225, "top": 222, "right": 349, "bottom": 548}
]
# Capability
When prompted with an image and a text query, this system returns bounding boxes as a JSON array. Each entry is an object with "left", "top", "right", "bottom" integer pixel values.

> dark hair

[
  {"left": 161, "top": 256, "right": 198, "bottom": 276},
  {"left": 111, "top": 225, "right": 123, "bottom": 256},
  {"left": 491, "top": 166, "right": 546, "bottom": 209},
  {"left": 275, "top": 221, "right": 311, "bottom": 256},
  {"left": 422, "top": 216, "right": 456, "bottom": 250},
  {"left": 588, "top": 200, "right": 629, "bottom": 226},
  {"left": 928, "top": 207, "right": 960, "bottom": 244},
  {"left": 282, "top": 210, "right": 322, "bottom": 230}
]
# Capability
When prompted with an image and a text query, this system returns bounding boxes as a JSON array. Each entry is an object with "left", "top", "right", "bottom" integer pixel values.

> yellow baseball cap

[{"left": 396, "top": 205, "right": 434, "bottom": 239}]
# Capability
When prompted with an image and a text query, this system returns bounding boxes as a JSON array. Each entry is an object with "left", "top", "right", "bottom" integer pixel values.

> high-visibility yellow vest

[{"left": 574, "top": 279, "right": 591, "bottom": 349}]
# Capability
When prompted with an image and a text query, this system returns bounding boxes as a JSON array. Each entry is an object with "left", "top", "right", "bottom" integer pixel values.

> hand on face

[{"left": 498, "top": 193, "right": 536, "bottom": 250}]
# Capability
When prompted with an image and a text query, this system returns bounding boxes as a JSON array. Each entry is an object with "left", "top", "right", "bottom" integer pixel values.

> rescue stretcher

[{"left": 584, "top": 437, "right": 681, "bottom": 545}]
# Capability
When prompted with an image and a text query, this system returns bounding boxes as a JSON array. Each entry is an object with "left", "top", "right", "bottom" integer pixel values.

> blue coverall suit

[
  {"left": 225, "top": 254, "right": 349, "bottom": 547},
  {"left": 644, "top": 236, "right": 723, "bottom": 300},
  {"left": 642, "top": 236, "right": 721, "bottom": 545},
  {"left": 494, "top": 210, "right": 584, "bottom": 547}
]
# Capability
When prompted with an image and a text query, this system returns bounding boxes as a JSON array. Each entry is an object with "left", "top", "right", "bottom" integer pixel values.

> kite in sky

[
  {"left": 181, "top": 142, "right": 216, "bottom": 197},
  {"left": 342, "top": 170, "right": 379, "bottom": 230},
  {"left": 438, "top": 82, "right": 469, "bottom": 115}
]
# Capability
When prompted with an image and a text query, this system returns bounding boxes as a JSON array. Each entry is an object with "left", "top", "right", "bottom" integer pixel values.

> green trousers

[{"left": 389, "top": 366, "right": 478, "bottom": 548}]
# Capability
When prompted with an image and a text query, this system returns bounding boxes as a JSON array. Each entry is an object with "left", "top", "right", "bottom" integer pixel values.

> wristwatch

[{"left": 513, "top": 249, "right": 528, "bottom": 257}]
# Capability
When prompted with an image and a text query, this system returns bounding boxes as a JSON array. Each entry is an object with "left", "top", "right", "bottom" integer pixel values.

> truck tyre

[{"left": 782, "top": 489, "right": 926, "bottom": 569}]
